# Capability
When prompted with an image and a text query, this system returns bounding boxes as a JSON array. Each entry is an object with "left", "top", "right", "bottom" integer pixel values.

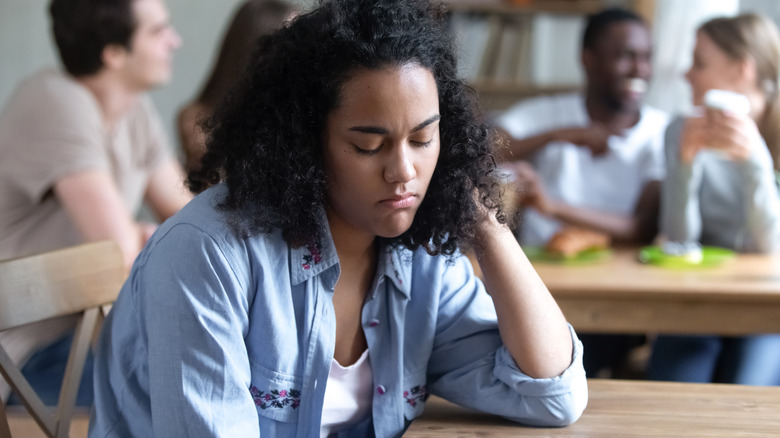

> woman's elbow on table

[
  {"left": 507, "top": 382, "right": 588, "bottom": 428},
  {"left": 504, "top": 364, "right": 589, "bottom": 428},
  {"left": 543, "top": 388, "right": 588, "bottom": 427}
]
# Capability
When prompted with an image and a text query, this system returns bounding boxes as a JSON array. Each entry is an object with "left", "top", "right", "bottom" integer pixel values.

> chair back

[{"left": 0, "top": 241, "right": 124, "bottom": 438}]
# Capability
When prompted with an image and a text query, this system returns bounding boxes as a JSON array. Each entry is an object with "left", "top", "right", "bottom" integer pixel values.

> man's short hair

[
  {"left": 49, "top": 0, "right": 137, "bottom": 77},
  {"left": 582, "top": 7, "right": 645, "bottom": 51}
]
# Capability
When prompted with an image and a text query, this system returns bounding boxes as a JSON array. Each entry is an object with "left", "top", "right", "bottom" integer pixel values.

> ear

[
  {"left": 101, "top": 44, "right": 128, "bottom": 71},
  {"left": 581, "top": 49, "right": 593, "bottom": 71},
  {"left": 738, "top": 56, "right": 757, "bottom": 84}
]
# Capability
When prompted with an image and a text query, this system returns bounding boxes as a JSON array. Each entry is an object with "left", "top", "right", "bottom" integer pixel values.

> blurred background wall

[
  {"left": 1, "top": 0, "right": 779, "bottom": 157},
  {"left": 0, "top": 0, "right": 312, "bottom": 158}
]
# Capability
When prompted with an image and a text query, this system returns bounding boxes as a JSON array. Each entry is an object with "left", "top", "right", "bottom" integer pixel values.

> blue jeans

[
  {"left": 649, "top": 334, "right": 780, "bottom": 385},
  {"left": 7, "top": 331, "right": 94, "bottom": 406}
]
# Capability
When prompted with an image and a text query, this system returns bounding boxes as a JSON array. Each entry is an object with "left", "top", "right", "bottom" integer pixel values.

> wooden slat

[
  {"left": 0, "top": 345, "right": 56, "bottom": 435},
  {"left": 0, "top": 241, "right": 124, "bottom": 331},
  {"left": 0, "top": 400, "right": 12, "bottom": 438},
  {"left": 54, "top": 308, "right": 98, "bottom": 438}
]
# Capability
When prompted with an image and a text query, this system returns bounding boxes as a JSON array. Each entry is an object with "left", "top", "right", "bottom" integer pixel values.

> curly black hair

[{"left": 188, "top": 0, "right": 505, "bottom": 255}]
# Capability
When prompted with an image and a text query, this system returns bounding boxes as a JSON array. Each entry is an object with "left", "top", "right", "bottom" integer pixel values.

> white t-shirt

[
  {"left": 320, "top": 349, "right": 373, "bottom": 437},
  {"left": 495, "top": 93, "right": 670, "bottom": 246}
]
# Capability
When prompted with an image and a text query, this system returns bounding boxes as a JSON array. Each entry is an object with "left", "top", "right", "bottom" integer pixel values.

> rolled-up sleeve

[
  {"left": 426, "top": 255, "right": 587, "bottom": 427},
  {"left": 492, "top": 325, "right": 587, "bottom": 426}
]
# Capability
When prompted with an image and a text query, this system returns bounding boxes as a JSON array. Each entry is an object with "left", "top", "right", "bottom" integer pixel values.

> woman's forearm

[{"left": 473, "top": 220, "right": 573, "bottom": 378}]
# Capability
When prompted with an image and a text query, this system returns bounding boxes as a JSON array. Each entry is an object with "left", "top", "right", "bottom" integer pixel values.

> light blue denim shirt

[{"left": 90, "top": 184, "right": 587, "bottom": 437}]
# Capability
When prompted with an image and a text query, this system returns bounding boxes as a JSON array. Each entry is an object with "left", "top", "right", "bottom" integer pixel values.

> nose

[{"left": 384, "top": 143, "right": 416, "bottom": 184}]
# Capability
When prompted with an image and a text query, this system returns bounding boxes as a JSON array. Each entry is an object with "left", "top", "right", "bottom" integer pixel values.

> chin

[
  {"left": 618, "top": 97, "right": 641, "bottom": 113},
  {"left": 137, "top": 78, "right": 167, "bottom": 92},
  {"left": 148, "top": 70, "right": 172, "bottom": 88},
  {"left": 375, "top": 222, "right": 414, "bottom": 239},
  {"left": 376, "top": 228, "right": 410, "bottom": 239},
  {"left": 373, "top": 211, "right": 417, "bottom": 239}
]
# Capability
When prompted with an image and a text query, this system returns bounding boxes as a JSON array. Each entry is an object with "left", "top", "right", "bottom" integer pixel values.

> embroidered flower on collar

[
  {"left": 403, "top": 384, "right": 428, "bottom": 407},
  {"left": 389, "top": 250, "right": 404, "bottom": 284},
  {"left": 302, "top": 240, "right": 323, "bottom": 270},
  {"left": 393, "top": 266, "right": 403, "bottom": 285},
  {"left": 250, "top": 385, "right": 301, "bottom": 410}
]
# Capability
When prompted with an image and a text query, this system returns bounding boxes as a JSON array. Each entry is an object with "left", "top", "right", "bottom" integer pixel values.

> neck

[
  {"left": 77, "top": 72, "right": 139, "bottom": 132},
  {"left": 584, "top": 88, "right": 641, "bottom": 131},
  {"left": 327, "top": 212, "right": 377, "bottom": 269}
]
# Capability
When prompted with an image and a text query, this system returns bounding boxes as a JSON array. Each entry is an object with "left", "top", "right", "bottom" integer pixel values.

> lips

[{"left": 380, "top": 193, "right": 416, "bottom": 209}]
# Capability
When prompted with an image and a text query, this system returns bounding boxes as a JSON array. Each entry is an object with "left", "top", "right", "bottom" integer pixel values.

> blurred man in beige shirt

[{"left": 0, "top": 0, "right": 192, "bottom": 404}]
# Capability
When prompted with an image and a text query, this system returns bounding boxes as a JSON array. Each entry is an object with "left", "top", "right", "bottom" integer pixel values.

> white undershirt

[{"left": 320, "top": 349, "right": 373, "bottom": 437}]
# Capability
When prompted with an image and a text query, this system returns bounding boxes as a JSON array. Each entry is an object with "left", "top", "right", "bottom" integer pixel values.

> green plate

[
  {"left": 524, "top": 246, "right": 613, "bottom": 265},
  {"left": 638, "top": 245, "right": 735, "bottom": 269}
]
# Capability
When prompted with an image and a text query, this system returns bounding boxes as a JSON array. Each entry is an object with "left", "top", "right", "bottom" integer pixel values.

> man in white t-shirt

[
  {"left": 494, "top": 8, "right": 670, "bottom": 379},
  {"left": 495, "top": 8, "right": 670, "bottom": 247},
  {"left": 0, "top": 0, "right": 192, "bottom": 405}
]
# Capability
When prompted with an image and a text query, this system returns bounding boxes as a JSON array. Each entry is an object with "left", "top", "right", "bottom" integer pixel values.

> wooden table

[
  {"left": 530, "top": 249, "right": 780, "bottom": 335},
  {"left": 405, "top": 379, "right": 780, "bottom": 437}
]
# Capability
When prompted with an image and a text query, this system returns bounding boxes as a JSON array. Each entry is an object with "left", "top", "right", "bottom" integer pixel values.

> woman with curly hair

[{"left": 89, "top": 0, "right": 587, "bottom": 436}]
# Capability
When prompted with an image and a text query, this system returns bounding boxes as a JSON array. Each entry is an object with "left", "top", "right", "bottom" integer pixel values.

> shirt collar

[
  {"left": 289, "top": 211, "right": 412, "bottom": 298},
  {"left": 290, "top": 210, "right": 339, "bottom": 286},
  {"left": 375, "top": 242, "right": 412, "bottom": 300}
]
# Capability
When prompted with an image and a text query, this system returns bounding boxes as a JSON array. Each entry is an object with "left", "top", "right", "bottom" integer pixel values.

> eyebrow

[
  {"left": 150, "top": 21, "right": 170, "bottom": 33},
  {"left": 348, "top": 114, "right": 441, "bottom": 135}
]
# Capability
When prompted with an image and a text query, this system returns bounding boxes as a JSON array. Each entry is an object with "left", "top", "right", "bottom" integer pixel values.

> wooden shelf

[
  {"left": 446, "top": 0, "right": 607, "bottom": 15},
  {"left": 447, "top": 0, "right": 610, "bottom": 110},
  {"left": 469, "top": 81, "right": 581, "bottom": 111},
  {"left": 469, "top": 80, "right": 579, "bottom": 93}
]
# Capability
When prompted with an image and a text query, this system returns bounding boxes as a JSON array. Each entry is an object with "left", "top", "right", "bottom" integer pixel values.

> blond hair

[{"left": 700, "top": 13, "right": 780, "bottom": 169}]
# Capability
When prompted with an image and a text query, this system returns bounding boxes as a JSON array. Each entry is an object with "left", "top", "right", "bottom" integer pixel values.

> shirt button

[
  {"left": 376, "top": 385, "right": 386, "bottom": 395},
  {"left": 368, "top": 319, "right": 380, "bottom": 327}
]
